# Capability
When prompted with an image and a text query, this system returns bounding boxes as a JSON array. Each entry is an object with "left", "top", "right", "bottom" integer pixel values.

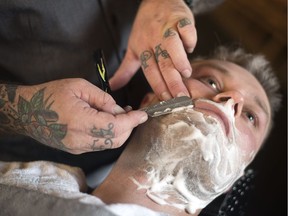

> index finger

[
  {"left": 177, "top": 17, "right": 197, "bottom": 53},
  {"left": 162, "top": 27, "right": 192, "bottom": 78}
]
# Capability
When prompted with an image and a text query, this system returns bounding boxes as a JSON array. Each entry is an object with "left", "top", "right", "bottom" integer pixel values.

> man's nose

[{"left": 212, "top": 91, "right": 244, "bottom": 117}]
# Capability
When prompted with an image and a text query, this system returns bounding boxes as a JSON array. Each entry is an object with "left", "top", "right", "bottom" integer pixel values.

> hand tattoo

[
  {"left": 140, "top": 50, "right": 153, "bottom": 69},
  {"left": 0, "top": 85, "right": 67, "bottom": 150},
  {"left": 163, "top": 28, "right": 176, "bottom": 38},
  {"left": 178, "top": 18, "right": 192, "bottom": 28},
  {"left": 89, "top": 123, "right": 115, "bottom": 150},
  {"left": 154, "top": 44, "right": 169, "bottom": 63}
]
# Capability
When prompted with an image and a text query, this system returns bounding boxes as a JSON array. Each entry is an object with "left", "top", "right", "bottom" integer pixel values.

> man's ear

[{"left": 139, "top": 93, "right": 159, "bottom": 108}]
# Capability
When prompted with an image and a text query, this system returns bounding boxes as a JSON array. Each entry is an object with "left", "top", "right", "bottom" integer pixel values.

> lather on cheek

[{"left": 131, "top": 106, "right": 249, "bottom": 214}]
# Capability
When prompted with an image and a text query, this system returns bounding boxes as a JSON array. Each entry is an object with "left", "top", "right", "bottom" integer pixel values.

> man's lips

[{"left": 193, "top": 100, "right": 232, "bottom": 137}]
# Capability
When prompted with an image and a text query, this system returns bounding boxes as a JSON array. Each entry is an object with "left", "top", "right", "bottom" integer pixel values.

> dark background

[{"left": 193, "top": 0, "right": 287, "bottom": 215}]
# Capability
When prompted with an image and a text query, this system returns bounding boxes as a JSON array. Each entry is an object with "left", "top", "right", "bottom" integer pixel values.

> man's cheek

[{"left": 235, "top": 128, "right": 257, "bottom": 162}]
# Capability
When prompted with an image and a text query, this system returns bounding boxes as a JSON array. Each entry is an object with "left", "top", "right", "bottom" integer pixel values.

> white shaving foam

[{"left": 131, "top": 99, "right": 249, "bottom": 214}]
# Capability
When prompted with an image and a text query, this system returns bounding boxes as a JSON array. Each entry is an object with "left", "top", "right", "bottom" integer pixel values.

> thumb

[{"left": 109, "top": 49, "right": 141, "bottom": 90}]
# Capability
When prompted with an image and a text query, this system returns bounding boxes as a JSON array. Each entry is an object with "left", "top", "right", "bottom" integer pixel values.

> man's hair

[{"left": 194, "top": 46, "right": 282, "bottom": 126}]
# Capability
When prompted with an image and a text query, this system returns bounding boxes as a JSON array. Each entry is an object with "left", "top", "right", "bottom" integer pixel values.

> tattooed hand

[
  {"left": 0, "top": 79, "right": 148, "bottom": 154},
  {"left": 109, "top": 0, "right": 196, "bottom": 100}
]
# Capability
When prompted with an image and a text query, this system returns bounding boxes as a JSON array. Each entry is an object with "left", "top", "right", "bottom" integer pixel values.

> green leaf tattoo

[{"left": 0, "top": 85, "right": 68, "bottom": 150}]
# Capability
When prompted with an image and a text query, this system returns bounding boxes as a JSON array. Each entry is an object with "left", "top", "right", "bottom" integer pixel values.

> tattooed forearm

[
  {"left": 0, "top": 84, "right": 18, "bottom": 128},
  {"left": 154, "top": 44, "right": 169, "bottom": 62},
  {"left": 0, "top": 84, "right": 67, "bottom": 150},
  {"left": 89, "top": 123, "right": 114, "bottom": 150}
]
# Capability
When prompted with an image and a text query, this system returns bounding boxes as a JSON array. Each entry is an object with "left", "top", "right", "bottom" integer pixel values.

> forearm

[
  {"left": 0, "top": 83, "right": 66, "bottom": 148},
  {"left": 0, "top": 83, "right": 27, "bottom": 135}
]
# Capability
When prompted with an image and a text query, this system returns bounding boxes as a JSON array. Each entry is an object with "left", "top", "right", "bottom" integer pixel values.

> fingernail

[
  {"left": 113, "top": 105, "right": 125, "bottom": 114},
  {"left": 139, "top": 113, "right": 148, "bottom": 124},
  {"left": 182, "top": 69, "right": 191, "bottom": 78},
  {"left": 177, "top": 92, "right": 188, "bottom": 97},
  {"left": 161, "top": 92, "right": 172, "bottom": 101},
  {"left": 124, "top": 105, "right": 133, "bottom": 112},
  {"left": 187, "top": 47, "right": 194, "bottom": 53}
]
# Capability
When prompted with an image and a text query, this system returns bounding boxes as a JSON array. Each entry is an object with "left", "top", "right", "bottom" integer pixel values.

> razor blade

[{"left": 141, "top": 96, "right": 193, "bottom": 117}]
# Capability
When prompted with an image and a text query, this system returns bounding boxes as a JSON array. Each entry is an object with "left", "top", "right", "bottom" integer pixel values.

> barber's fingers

[
  {"left": 155, "top": 45, "right": 190, "bottom": 98},
  {"left": 68, "top": 110, "right": 148, "bottom": 154},
  {"left": 177, "top": 18, "right": 197, "bottom": 53},
  {"left": 109, "top": 49, "right": 141, "bottom": 91},
  {"left": 77, "top": 81, "right": 127, "bottom": 115},
  {"left": 107, "top": 110, "right": 147, "bottom": 148},
  {"left": 162, "top": 27, "right": 192, "bottom": 78},
  {"left": 141, "top": 49, "right": 172, "bottom": 100}
]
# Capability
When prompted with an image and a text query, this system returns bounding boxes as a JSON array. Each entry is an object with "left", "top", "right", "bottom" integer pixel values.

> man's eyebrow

[
  {"left": 193, "top": 62, "right": 230, "bottom": 75},
  {"left": 254, "top": 95, "right": 269, "bottom": 119}
]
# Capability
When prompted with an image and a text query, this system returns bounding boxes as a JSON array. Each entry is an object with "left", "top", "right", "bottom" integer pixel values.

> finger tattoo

[
  {"left": 163, "top": 28, "right": 176, "bottom": 38},
  {"left": 154, "top": 44, "right": 169, "bottom": 63},
  {"left": 90, "top": 123, "right": 114, "bottom": 150},
  {"left": 140, "top": 50, "right": 153, "bottom": 69},
  {"left": 178, "top": 18, "right": 192, "bottom": 28}
]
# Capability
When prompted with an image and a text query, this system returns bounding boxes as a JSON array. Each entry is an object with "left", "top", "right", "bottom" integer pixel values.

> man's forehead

[{"left": 191, "top": 60, "right": 231, "bottom": 75}]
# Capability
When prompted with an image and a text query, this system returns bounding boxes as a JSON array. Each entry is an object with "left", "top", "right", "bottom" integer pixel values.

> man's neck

[{"left": 92, "top": 156, "right": 200, "bottom": 216}]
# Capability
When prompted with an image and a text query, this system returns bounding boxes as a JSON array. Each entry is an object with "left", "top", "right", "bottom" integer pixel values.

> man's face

[
  {"left": 185, "top": 60, "right": 271, "bottom": 158},
  {"left": 141, "top": 59, "right": 270, "bottom": 161},
  {"left": 138, "top": 60, "right": 271, "bottom": 213}
]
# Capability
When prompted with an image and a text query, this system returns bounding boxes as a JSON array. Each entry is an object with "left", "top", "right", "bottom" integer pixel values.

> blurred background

[{"left": 193, "top": 0, "right": 287, "bottom": 215}]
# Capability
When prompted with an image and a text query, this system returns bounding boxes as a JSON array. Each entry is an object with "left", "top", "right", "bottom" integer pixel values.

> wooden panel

[{"left": 205, "top": 0, "right": 287, "bottom": 88}]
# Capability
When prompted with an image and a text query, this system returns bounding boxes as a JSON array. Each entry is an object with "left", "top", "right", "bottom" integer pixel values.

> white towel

[
  {"left": 0, "top": 161, "right": 168, "bottom": 216},
  {"left": 0, "top": 160, "right": 103, "bottom": 204}
]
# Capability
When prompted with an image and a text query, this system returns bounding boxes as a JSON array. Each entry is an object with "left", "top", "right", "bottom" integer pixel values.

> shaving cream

[{"left": 131, "top": 99, "right": 250, "bottom": 214}]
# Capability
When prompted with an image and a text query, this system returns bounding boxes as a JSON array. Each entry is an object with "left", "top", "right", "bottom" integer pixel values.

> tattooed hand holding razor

[{"left": 0, "top": 80, "right": 147, "bottom": 154}]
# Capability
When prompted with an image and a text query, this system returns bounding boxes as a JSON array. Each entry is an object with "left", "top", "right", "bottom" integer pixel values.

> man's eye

[
  {"left": 202, "top": 77, "right": 219, "bottom": 91},
  {"left": 245, "top": 112, "right": 256, "bottom": 125},
  {"left": 208, "top": 79, "right": 217, "bottom": 89}
]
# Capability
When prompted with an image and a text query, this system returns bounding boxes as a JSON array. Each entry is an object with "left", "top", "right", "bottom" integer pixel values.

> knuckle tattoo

[
  {"left": 178, "top": 18, "right": 192, "bottom": 28},
  {"left": 154, "top": 44, "right": 170, "bottom": 63},
  {"left": 140, "top": 50, "right": 153, "bottom": 69},
  {"left": 89, "top": 123, "right": 115, "bottom": 150},
  {"left": 163, "top": 28, "right": 177, "bottom": 38}
]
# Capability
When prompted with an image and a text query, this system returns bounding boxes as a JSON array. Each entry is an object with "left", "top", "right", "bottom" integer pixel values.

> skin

[
  {"left": 141, "top": 59, "right": 271, "bottom": 159},
  {"left": 186, "top": 60, "right": 271, "bottom": 158},
  {"left": 0, "top": 78, "right": 148, "bottom": 154},
  {"left": 0, "top": 0, "right": 197, "bottom": 155},
  {"left": 109, "top": 0, "right": 196, "bottom": 100},
  {"left": 93, "top": 60, "right": 271, "bottom": 215},
  {"left": 0, "top": 0, "right": 196, "bottom": 154}
]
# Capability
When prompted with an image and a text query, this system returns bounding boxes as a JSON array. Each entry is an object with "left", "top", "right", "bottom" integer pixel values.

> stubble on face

[{"left": 132, "top": 101, "right": 248, "bottom": 214}]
